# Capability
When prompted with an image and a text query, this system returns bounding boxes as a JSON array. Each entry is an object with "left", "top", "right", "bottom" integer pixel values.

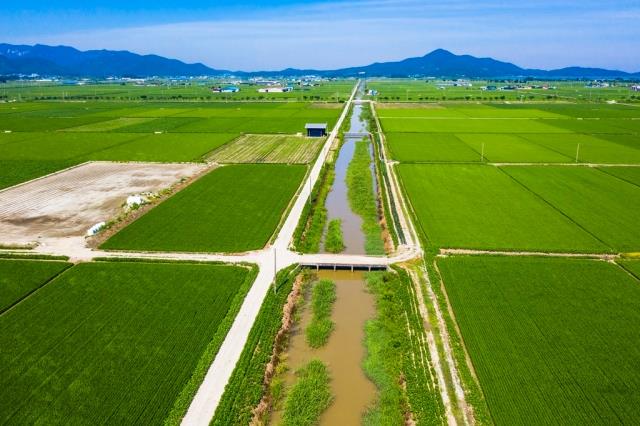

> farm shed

[{"left": 305, "top": 123, "right": 327, "bottom": 137}]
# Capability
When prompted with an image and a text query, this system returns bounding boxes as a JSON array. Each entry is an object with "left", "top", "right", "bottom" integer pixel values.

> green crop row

[
  {"left": 364, "top": 269, "right": 446, "bottom": 425},
  {"left": 1, "top": 261, "right": 254, "bottom": 425},
  {"left": 425, "top": 256, "right": 493, "bottom": 425},
  {"left": 437, "top": 256, "right": 640, "bottom": 425},
  {"left": 0, "top": 258, "right": 71, "bottom": 313},
  {"left": 211, "top": 265, "right": 299, "bottom": 426}
]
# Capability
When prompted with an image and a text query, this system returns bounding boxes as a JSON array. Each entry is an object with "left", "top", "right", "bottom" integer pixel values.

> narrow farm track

[
  {"left": 439, "top": 248, "right": 619, "bottom": 260},
  {"left": 492, "top": 162, "right": 640, "bottom": 167}
]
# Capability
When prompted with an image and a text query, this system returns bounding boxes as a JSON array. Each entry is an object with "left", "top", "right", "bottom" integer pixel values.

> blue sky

[{"left": 1, "top": 0, "right": 639, "bottom": 71}]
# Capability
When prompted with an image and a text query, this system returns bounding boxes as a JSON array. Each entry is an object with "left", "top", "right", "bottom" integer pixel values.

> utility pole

[
  {"left": 575, "top": 143, "right": 580, "bottom": 163},
  {"left": 481, "top": 142, "right": 485, "bottom": 163}
]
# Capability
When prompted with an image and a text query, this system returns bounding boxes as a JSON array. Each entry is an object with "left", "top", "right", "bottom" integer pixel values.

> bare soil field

[{"left": 0, "top": 161, "right": 203, "bottom": 245}]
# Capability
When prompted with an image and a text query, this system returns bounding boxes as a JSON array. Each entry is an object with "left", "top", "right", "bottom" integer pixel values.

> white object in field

[
  {"left": 87, "top": 222, "right": 106, "bottom": 236},
  {"left": 606, "top": 100, "right": 617, "bottom": 104},
  {"left": 126, "top": 195, "right": 145, "bottom": 207},
  {"left": 154, "top": 131, "right": 163, "bottom": 134},
  {"left": 4, "top": 130, "right": 11, "bottom": 133}
]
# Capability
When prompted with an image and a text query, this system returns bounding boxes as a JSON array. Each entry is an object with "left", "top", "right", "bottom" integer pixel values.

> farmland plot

[
  {"left": 519, "top": 133, "right": 640, "bottom": 164},
  {"left": 621, "top": 260, "right": 640, "bottom": 278},
  {"left": 398, "top": 164, "right": 607, "bottom": 252},
  {"left": 0, "top": 259, "right": 70, "bottom": 312},
  {"left": 381, "top": 117, "right": 569, "bottom": 134},
  {"left": 456, "top": 133, "right": 572, "bottom": 163},
  {"left": 66, "top": 117, "right": 155, "bottom": 132},
  {"left": 385, "top": 133, "right": 480, "bottom": 162},
  {"left": 503, "top": 166, "right": 640, "bottom": 252},
  {"left": 88, "top": 133, "right": 238, "bottom": 162},
  {"left": 0, "top": 101, "right": 340, "bottom": 187},
  {"left": 0, "top": 261, "right": 253, "bottom": 425},
  {"left": 437, "top": 256, "right": 640, "bottom": 425},
  {"left": 208, "top": 134, "right": 324, "bottom": 164},
  {"left": 0, "top": 159, "right": 78, "bottom": 190},
  {"left": 102, "top": 164, "right": 305, "bottom": 252},
  {"left": 600, "top": 166, "right": 640, "bottom": 187}
]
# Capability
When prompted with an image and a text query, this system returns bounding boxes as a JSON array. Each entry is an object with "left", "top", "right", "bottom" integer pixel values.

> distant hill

[
  {"left": 317, "top": 49, "right": 638, "bottom": 79},
  {"left": 0, "top": 44, "right": 637, "bottom": 79},
  {"left": 0, "top": 44, "right": 222, "bottom": 77}
]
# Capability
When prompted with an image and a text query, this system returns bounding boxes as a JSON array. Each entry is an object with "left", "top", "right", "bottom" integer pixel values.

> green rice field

[
  {"left": 621, "top": 260, "right": 640, "bottom": 277},
  {"left": 0, "top": 258, "right": 70, "bottom": 312},
  {"left": 102, "top": 164, "right": 305, "bottom": 252},
  {"left": 398, "top": 164, "right": 608, "bottom": 252},
  {"left": 601, "top": 167, "right": 640, "bottom": 187},
  {"left": 366, "top": 79, "right": 639, "bottom": 103},
  {"left": 0, "top": 80, "right": 354, "bottom": 102},
  {"left": 0, "top": 260, "right": 253, "bottom": 424},
  {"left": 437, "top": 256, "right": 640, "bottom": 425},
  {"left": 378, "top": 103, "right": 640, "bottom": 164},
  {"left": 0, "top": 101, "right": 341, "bottom": 189},
  {"left": 502, "top": 166, "right": 640, "bottom": 252}
]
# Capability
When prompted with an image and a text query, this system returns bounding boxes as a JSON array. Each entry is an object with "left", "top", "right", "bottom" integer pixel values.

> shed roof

[{"left": 305, "top": 123, "right": 328, "bottom": 129}]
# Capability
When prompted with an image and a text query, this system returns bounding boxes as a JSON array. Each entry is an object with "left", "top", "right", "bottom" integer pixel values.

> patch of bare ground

[
  {"left": 0, "top": 161, "right": 204, "bottom": 246},
  {"left": 439, "top": 248, "right": 618, "bottom": 260},
  {"left": 88, "top": 163, "right": 215, "bottom": 249}
]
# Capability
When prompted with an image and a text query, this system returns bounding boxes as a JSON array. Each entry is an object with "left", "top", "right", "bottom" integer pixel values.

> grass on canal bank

[
  {"left": 363, "top": 269, "right": 446, "bottom": 425},
  {"left": 346, "top": 138, "right": 385, "bottom": 255}
]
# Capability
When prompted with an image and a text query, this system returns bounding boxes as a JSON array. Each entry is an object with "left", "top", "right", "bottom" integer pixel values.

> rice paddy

[
  {"left": 379, "top": 103, "right": 640, "bottom": 164},
  {"left": 0, "top": 101, "right": 341, "bottom": 188},
  {"left": 0, "top": 261, "right": 254, "bottom": 425},
  {"left": 0, "top": 258, "right": 70, "bottom": 312},
  {"left": 208, "top": 134, "right": 324, "bottom": 164},
  {"left": 437, "top": 256, "right": 640, "bottom": 425},
  {"left": 101, "top": 164, "right": 306, "bottom": 252},
  {"left": 398, "top": 163, "right": 608, "bottom": 252}
]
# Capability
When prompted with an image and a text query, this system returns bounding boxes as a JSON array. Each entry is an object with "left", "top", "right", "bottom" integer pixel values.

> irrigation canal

[
  {"left": 270, "top": 270, "right": 377, "bottom": 425},
  {"left": 323, "top": 89, "right": 377, "bottom": 255}
]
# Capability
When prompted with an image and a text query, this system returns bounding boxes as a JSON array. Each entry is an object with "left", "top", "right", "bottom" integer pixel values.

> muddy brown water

[
  {"left": 271, "top": 270, "right": 377, "bottom": 425},
  {"left": 323, "top": 101, "right": 376, "bottom": 255}
]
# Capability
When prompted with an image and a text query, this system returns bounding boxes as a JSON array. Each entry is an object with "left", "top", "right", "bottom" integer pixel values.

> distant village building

[
  {"left": 631, "top": 85, "right": 640, "bottom": 92},
  {"left": 258, "top": 86, "right": 293, "bottom": 93},
  {"left": 305, "top": 123, "right": 327, "bottom": 137},
  {"left": 211, "top": 85, "right": 240, "bottom": 93}
]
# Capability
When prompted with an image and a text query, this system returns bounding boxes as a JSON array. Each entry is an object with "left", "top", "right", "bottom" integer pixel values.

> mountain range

[{"left": 0, "top": 44, "right": 638, "bottom": 79}]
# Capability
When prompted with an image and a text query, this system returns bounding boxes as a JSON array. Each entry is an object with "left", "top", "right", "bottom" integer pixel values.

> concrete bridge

[{"left": 343, "top": 131, "right": 370, "bottom": 139}]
